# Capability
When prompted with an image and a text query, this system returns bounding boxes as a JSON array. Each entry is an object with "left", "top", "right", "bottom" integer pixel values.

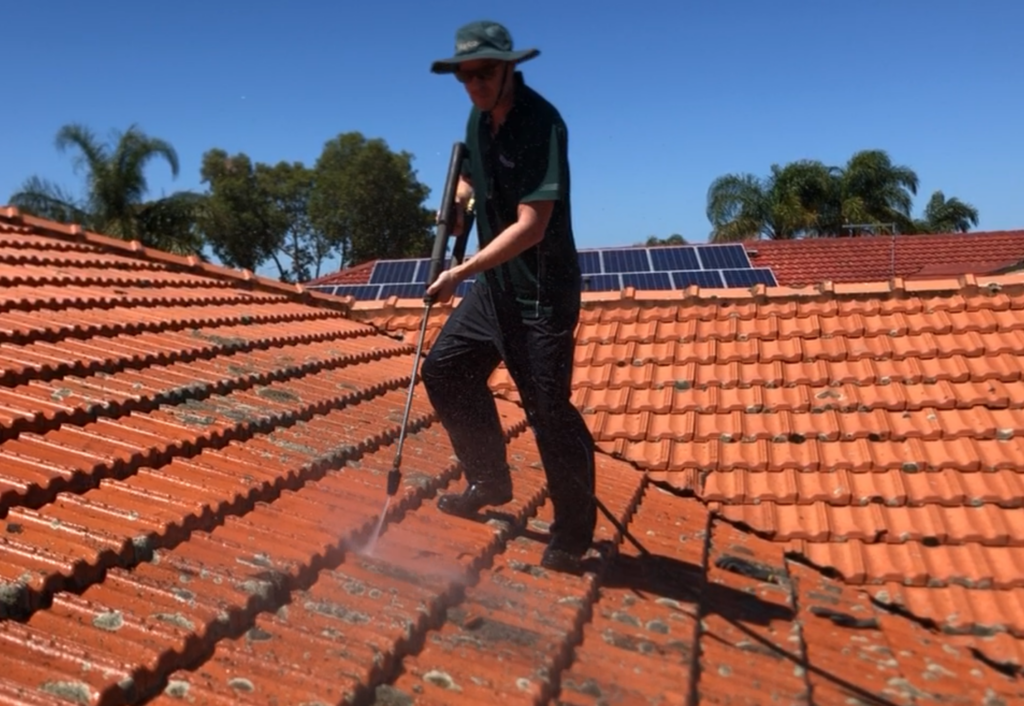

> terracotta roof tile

[
  {"left": 356, "top": 272, "right": 1024, "bottom": 688},
  {"left": 1, "top": 205, "right": 1023, "bottom": 702},
  {"left": 747, "top": 230, "right": 1024, "bottom": 286},
  {"left": 306, "top": 259, "right": 378, "bottom": 287}
]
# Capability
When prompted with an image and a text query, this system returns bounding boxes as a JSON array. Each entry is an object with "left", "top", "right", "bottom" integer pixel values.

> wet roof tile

[{"left": 1, "top": 205, "right": 1023, "bottom": 701}]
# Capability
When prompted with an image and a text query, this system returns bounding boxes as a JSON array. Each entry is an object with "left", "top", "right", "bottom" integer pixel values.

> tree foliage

[
  {"left": 912, "top": 190, "right": 980, "bottom": 234},
  {"left": 308, "top": 131, "right": 435, "bottom": 266},
  {"left": 642, "top": 234, "right": 687, "bottom": 246},
  {"left": 8, "top": 123, "right": 204, "bottom": 254},
  {"left": 196, "top": 131, "right": 435, "bottom": 282},
  {"left": 196, "top": 150, "right": 288, "bottom": 275},
  {"left": 706, "top": 149, "right": 979, "bottom": 241}
]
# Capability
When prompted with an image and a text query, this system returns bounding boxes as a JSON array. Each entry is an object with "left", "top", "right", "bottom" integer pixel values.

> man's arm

[{"left": 450, "top": 200, "right": 553, "bottom": 280}]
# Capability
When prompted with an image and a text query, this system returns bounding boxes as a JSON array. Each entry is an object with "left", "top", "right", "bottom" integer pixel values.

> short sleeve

[{"left": 521, "top": 122, "right": 566, "bottom": 203}]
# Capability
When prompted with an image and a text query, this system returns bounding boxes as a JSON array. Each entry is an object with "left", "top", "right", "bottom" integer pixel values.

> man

[{"left": 421, "top": 20, "right": 596, "bottom": 573}]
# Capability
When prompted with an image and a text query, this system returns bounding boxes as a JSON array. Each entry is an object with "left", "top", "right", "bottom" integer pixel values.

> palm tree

[
  {"left": 8, "top": 123, "right": 205, "bottom": 255},
  {"left": 822, "top": 149, "right": 920, "bottom": 235},
  {"left": 706, "top": 160, "right": 835, "bottom": 242},
  {"left": 912, "top": 190, "right": 980, "bottom": 234},
  {"left": 706, "top": 149, "right": 933, "bottom": 240}
]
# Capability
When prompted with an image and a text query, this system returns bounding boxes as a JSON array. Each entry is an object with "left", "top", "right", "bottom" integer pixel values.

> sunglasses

[{"left": 455, "top": 63, "right": 503, "bottom": 83}]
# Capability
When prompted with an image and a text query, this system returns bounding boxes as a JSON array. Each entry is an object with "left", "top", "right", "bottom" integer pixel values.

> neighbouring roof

[
  {"left": 313, "top": 229, "right": 1024, "bottom": 290},
  {"left": 0, "top": 205, "right": 1022, "bottom": 705},
  {"left": 307, "top": 259, "right": 376, "bottom": 287},
  {"left": 746, "top": 230, "right": 1024, "bottom": 286}
]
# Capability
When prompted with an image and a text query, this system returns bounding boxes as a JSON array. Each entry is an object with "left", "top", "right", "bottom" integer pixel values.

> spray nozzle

[{"left": 386, "top": 468, "right": 401, "bottom": 496}]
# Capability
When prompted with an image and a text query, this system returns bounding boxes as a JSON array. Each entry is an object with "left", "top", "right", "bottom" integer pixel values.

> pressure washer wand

[{"left": 386, "top": 141, "right": 473, "bottom": 497}]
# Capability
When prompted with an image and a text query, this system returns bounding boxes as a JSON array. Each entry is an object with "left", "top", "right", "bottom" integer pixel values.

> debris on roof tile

[{"left": 1, "top": 206, "right": 1023, "bottom": 704}]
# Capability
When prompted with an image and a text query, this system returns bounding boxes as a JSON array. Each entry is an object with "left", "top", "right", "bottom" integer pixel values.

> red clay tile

[
  {"left": 744, "top": 230, "right": 1024, "bottom": 286},
  {"left": 6, "top": 209, "right": 1024, "bottom": 703}
]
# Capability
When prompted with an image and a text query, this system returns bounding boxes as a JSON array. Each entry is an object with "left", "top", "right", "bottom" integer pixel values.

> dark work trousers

[{"left": 420, "top": 280, "right": 597, "bottom": 553}]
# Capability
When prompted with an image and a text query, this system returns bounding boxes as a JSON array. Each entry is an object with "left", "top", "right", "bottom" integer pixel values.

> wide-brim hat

[{"left": 431, "top": 20, "right": 540, "bottom": 74}]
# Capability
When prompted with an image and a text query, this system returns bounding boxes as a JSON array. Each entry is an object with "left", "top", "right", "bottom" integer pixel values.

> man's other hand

[{"left": 426, "top": 268, "right": 460, "bottom": 304}]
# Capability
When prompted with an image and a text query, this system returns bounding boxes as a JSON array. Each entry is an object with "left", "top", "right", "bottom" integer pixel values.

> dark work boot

[
  {"left": 437, "top": 477, "right": 513, "bottom": 518},
  {"left": 540, "top": 545, "right": 586, "bottom": 574}
]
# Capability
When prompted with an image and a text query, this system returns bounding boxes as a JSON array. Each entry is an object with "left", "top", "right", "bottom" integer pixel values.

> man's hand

[{"left": 426, "top": 267, "right": 462, "bottom": 304}]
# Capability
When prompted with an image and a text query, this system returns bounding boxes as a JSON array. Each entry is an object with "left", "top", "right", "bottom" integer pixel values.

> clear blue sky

[{"left": 2, "top": 0, "right": 1021, "bottom": 278}]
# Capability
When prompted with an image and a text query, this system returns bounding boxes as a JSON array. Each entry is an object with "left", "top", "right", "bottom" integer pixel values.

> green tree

[
  {"left": 308, "top": 131, "right": 434, "bottom": 267},
  {"left": 198, "top": 152, "right": 338, "bottom": 281},
  {"left": 706, "top": 160, "right": 835, "bottom": 241},
  {"left": 706, "top": 149, "right": 979, "bottom": 240},
  {"left": 643, "top": 233, "right": 687, "bottom": 246},
  {"left": 8, "top": 123, "right": 204, "bottom": 254},
  {"left": 912, "top": 190, "right": 980, "bottom": 234},
  {"left": 255, "top": 160, "right": 328, "bottom": 281},
  {"left": 196, "top": 150, "right": 291, "bottom": 277},
  {"left": 820, "top": 149, "right": 920, "bottom": 235}
]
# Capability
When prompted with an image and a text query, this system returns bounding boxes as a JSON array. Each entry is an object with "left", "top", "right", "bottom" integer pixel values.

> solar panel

[
  {"left": 413, "top": 258, "right": 444, "bottom": 283},
  {"left": 649, "top": 246, "right": 700, "bottom": 271},
  {"left": 325, "top": 242, "right": 779, "bottom": 300},
  {"left": 369, "top": 260, "right": 419, "bottom": 284},
  {"left": 622, "top": 272, "right": 673, "bottom": 290},
  {"left": 379, "top": 283, "right": 426, "bottom": 299},
  {"left": 578, "top": 250, "right": 602, "bottom": 275},
  {"left": 696, "top": 244, "right": 751, "bottom": 270},
  {"left": 671, "top": 270, "right": 724, "bottom": 288},
  {"left": 331, "top": 284, "right": 381, "bottom": 300},
  {"left": 581, "top": 274, "right": 622, "bottom": 291},
  {"left": 601, "top": 248, "right": 651, "bottom": 273},
  {"left": 721, "top": 268, "right": 778, "bottom": 287}
]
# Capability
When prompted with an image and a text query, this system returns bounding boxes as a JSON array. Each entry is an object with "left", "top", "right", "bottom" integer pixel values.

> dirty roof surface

[
  {"left": 355, "top": 275, "right": 1024, "bottom": 702},
  {"left": 312, "top": 230, "right": 1024, "bottom": 290},
  {"left": 0, "top": 206, "right": 1021, "bottom": 705}
]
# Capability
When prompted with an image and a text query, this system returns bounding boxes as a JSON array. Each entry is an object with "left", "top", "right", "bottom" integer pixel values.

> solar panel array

[
  {"left": 577, "top": 243, "right": 777, "bottom": 291},
  {"left": 310, "top": 244, "right": 778, "bottom": 301}
]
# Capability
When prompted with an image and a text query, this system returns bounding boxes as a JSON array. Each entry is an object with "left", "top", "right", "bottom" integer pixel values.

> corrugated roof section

[{"left": 1, "top": 206, "right": 1022, "bottom": 704}]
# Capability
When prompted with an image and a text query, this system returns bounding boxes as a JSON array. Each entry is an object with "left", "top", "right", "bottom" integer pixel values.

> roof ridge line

[{"left": 0, "top": 206, "right": 355, "bottom": 318}]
